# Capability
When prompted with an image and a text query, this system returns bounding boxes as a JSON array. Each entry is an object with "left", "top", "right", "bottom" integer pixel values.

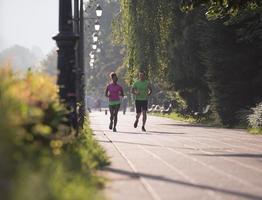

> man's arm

[
  {"left": 131, "top": 83, "right": 138, "bottom": 95},
  {"left": 148, "top": 84, "right": 152, "bottom": 95}
]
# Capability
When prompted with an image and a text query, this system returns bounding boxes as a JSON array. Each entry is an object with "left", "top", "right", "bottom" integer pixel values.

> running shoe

[
  {"left": 109, "top": 121, "right": 113, "bottom": 130},
  {"left": 134, "top": 120, "right": 138, "bottom": 128},
  {"left": 142, "top": 126, "right": 146, "bottom": 132}
]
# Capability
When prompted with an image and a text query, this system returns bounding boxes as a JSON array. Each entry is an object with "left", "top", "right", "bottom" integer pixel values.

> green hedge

[{"left": 0, "top": 67, "right": 109, "bottom": 200}]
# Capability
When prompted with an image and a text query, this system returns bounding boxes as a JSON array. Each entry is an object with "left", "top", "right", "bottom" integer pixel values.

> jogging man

[{"left": 132, "top": 70, "right": 152, "bottom": 132}]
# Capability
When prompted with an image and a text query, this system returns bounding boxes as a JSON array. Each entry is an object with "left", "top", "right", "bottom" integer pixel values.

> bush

[
  {"left": 0, "top": 66, "right": 109, "bottom": 200},
  {"left": 248, "top": 102, "right": 262, "bottom": 129},
  {"left": 235, "top": 108, "right": 252, "bottom": 127}
]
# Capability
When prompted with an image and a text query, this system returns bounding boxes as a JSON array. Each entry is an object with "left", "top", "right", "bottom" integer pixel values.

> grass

[
  {"left": 153, "top": 112, "right": 262, "bottom": 134},
  {"left": 151, "top": 112, "right": 196, "bottom": 123},
  {"left": 151, "top": 112, "right": 221, "bottom": 127},
  {"left": 248, "top": 128, "right": 262, "bottom": 135}
]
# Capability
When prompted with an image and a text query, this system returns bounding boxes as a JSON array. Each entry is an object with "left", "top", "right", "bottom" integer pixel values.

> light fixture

[
  {"left": 90, "top": 58, "right": 95, "bottom": 63},
  {"left": 94, "top": 21, "right": 100, "bottom": 31},
  {"left": 96, "top": 4, "right": 102, "bottom": 17},
  {"left": 92, "top": 33, "right": 98, "bottom": 42},
  {"left": 90, "top": 54, "right": 95, "bottom": 59},
  {"left": 92, "top": 44, "right": 97, "bottom": 49}
]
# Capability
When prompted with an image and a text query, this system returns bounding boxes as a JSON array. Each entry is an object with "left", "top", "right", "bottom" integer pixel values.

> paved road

[{"left": 89, "top": 111, "right": 262, "bottom": 200}]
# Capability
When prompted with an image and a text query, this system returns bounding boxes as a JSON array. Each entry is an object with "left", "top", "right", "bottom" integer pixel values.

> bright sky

[{"left": 0, "top": 0, "right": 59, "bottom": 56}]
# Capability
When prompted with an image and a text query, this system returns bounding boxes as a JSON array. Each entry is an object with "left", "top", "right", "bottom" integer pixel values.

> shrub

[
  {"left": 248, "top": 102, "right": 262, "bottom": 129},
  {"left": 0, "top": 66, "right": 109, "bottom": 200}
]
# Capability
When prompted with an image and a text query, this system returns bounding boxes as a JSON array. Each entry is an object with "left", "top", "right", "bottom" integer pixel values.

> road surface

[{"left": 89, "top": 111, "right": 262, "bottom": 200}]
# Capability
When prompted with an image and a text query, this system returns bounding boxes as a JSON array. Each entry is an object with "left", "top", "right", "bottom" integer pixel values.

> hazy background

[{"left": 0, "top": 0, "right": 59, "bottom": 56}]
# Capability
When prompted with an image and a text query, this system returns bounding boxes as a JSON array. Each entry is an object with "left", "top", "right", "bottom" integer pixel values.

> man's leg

[
  {"left": 142, "top": 111, "right": 147, "bottom": 126},
  {"left": 134, "top": 112, "right": 141, "bottom": 128},
  {"left": 134, "top": 101, "right": 141, "bottom": 128},
  {"left": 141, "top": 101, "right": 148, "bottom": 131}
]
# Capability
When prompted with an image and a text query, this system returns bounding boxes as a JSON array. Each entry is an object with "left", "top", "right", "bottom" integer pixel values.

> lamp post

[
  {"left": 53, "top": 0, "right": 102, "bottom": 132},
  {"left": 53, "top": 0, "right": 78, "bottom": 129}
]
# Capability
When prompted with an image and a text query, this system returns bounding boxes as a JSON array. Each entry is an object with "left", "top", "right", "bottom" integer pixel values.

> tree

[
  {"left": 40, "top": 49, "right": 57, "bottom": 76},
  {"left": 180, "top": 0, "right": 262, "bottom": 19}
]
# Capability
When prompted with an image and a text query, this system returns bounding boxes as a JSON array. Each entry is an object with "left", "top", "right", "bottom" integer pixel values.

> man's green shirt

[{"left": 133, "top": 80, "right": 149, "bottom": 101}]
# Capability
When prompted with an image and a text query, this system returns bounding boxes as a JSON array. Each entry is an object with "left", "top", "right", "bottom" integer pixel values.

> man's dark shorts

[{"left": 135, "top": 100, "right": 148, "bottom": 113}]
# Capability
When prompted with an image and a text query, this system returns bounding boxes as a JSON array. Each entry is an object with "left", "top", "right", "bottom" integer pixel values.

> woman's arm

[
  {"left": 105, "top": 86, "right": 109, "bottom": 97},
  {"left": 120, "top": 86, "right": 124, "bottom": 97}
]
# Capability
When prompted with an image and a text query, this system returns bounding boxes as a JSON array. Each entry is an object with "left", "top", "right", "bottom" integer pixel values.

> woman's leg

[
  {"left": 109, "top": 107, "right": 114, "bottom": 129},
  {"left": 113, "top": 106, "right": 120, "bottom": 129}
]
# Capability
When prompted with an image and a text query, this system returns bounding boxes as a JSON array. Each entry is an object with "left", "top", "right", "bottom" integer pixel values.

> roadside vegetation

[
  {"left": 0, "top": 65, "right": 109, "bottom": 200},
  {"left": 112, "top": 1, "right": 261, "bottom": 133}
]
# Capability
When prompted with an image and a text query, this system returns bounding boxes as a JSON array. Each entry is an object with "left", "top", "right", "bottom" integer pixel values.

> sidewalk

[{"left": 89, "top": 111, "right": 262, "bottom": 200}]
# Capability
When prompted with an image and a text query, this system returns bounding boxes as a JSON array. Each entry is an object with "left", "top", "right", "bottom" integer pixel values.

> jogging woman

[{"left": 105, "top": 72, "right": 124, "bottom": 132}]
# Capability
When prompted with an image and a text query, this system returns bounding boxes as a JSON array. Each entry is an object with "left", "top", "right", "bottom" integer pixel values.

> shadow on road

[
  {"left": 103, "top": 167, "right": 262, "bottom": 200},
  {"left": 92, "top": 129, "right": 186, "bottom": 135},
  {"left": 147, "top": 130, "right": 185, "bottom": 135},
  {"left": 97, "top": 140, "right": 160, "bottom": 147},
  {"left": 159, "top": 123, "right": 222, "bottom": 129},
  {"left": 194, "top": 153, "right": 262, "bottom": 159}
]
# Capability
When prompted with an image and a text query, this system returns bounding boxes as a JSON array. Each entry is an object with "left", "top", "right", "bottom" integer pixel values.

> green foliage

[
  {"left": 77, "top": 119, "right": 110, "bottom": 171},
  {"left": 180, "top": 0, "right": 262, "bottom": 19},
  {"left": 248, "top": 128, "right": 262, "bottom": 135},
  {"left": 115, "top": 0, "right": 262, "bottom": 127},
  {"left": 152, "top": 112, "right": 196, "bottom": 123},
  {"left": 0, "top": 66, "right": 109, "bottom": 200},
  {"left": 118, "top": 1, "right": 210, "bottom": 111},
  {"left": 248, "top": 102, "right": 262, "bottom": 129},
  {"left": 199, "top": 11, "right": 262, "bottom": 126},
  {"left": 40, "top": 50, "right": 58, "bottom": 76}
]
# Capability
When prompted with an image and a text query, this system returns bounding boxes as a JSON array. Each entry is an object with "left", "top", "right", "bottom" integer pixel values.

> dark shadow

[
  {"left": 92, "top": 129, "right": 146, "bottom": 135},
  {"left": 159, "top": 123, "right": 246, "bottom": 132},
  {"left": 146, "top": 130, "right": 185, "bottom": 135},
  {"left": 92, "top": 129, "right": 186, "bottom": 135},
  {"left": 194, "top": 153, "right": 262, "bottom": 159},
  {"left": 97, "top": 139, "right": 163, "bottom": 147},
  {"left": 117, "top": 131, "right": 146, "bottom": 135},
  {"left": 159, "top": 123, "right": 221, "bottom": 129},
  {"left": 102, "top": 167, "right": 262, "bottom": 200},
  {"left": 96, "top": 140, "right": 199, "bottom": 151}
]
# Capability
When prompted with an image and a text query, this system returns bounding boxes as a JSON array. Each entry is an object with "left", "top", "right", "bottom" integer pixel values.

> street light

[
  {"left": 94, "top": 21, "right": 100, "bottom": 31},
  {"left": 92, "top": 43, "right": 97, "bottom": 50},
  {"left": 90, "top": 53, "right": 94, "bottom": 59},
  {"left": 96, "top": 5, "right": 102, "bottom": 17},
  {"left": 76, "top": 1, "right": 102, "bottom": 126},
  {"left": 92, "top": 33, "right": 98, "bottom": 42}
]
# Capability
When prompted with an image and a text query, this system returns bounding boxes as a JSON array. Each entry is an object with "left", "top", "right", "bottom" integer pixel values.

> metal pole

[
  {"left": 53, "top": 0, "right": 79, "bottom": 129},
  {"left": 78, "top": 0, "right": 86, "bottom": 127}
]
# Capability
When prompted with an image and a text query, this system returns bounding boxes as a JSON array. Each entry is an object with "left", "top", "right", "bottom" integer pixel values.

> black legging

[{"left": 109, "top": 106, "right": 120, "bottom": 128}]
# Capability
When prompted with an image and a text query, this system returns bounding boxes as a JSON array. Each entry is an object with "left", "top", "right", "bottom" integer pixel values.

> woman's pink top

[{"left": 106, "top": 83, "right": 123, "bottom": 101}]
